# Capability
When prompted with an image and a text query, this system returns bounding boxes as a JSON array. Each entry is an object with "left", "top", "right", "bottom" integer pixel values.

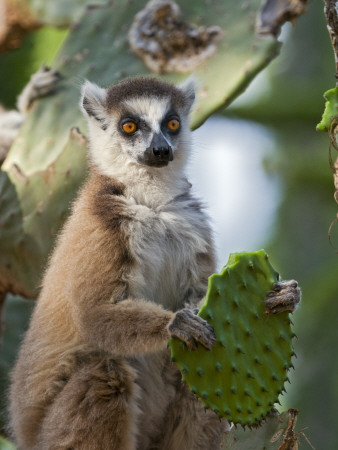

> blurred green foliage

[
  {"left": 230, "top": 0, "right": 333, "bottom": 124},
  {"left": 0, "top": 434, "right": 16, "bottom": 449}
]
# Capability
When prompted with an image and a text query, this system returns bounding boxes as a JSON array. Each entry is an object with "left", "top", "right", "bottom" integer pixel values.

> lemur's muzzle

[{"left": 143, "top": 133, "right": 173, "bottom": 167}]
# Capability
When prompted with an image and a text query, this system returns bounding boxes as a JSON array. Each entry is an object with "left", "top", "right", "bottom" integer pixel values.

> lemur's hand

[
  {"left": 168, "top": 308, "right": 216, "bottom": 351},
  {"left": 264, "top": 280, "right": 301, "bottom": 314}
]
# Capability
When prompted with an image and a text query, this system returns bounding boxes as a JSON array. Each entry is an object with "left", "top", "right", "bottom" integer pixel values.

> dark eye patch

[
  {"left": 161, "top": 110, "right": 181, "bottom": 135},
  {"left": 120, "top": 114, "right": 139, "bottom": 126},
  {"left": 118, "top": 113, "right": 153, "bottom": 139},
  {"left": 119, "top": 115, "right": 139, "bottom": 136}
]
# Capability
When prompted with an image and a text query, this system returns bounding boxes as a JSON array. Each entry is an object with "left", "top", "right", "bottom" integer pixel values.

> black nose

[{"left": 153, "top": 146, "right": 173, "bottom": 161}]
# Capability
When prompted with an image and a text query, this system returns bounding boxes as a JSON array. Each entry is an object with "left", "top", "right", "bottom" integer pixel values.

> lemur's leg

[
  {"left": 159, "top": 382, "right": 228, "bottom": 450},
  {"left": 17, "top": 65, "right": 60, "bottom": 114},
  {"left": 36, "top": 357, "right": 139, "bottom": 450},
  {"left": 264, "top": 280, "right": 301, "bottom": 314}
]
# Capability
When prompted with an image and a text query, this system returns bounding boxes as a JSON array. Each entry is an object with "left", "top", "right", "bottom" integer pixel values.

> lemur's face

[
  {"left": 115, "top": 96, "right": 181, "bottom": 168},
  {"left": 81, "top": 77, "right": 195, "bottom": 176}
]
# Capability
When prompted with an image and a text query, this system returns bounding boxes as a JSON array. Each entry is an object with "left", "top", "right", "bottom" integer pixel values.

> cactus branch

[{"left": 324, "top": 0, "right": 338, "bottom": 84}]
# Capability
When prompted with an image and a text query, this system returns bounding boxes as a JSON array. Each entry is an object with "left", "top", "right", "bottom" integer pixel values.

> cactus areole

[{"left": 169, "top": 250, "right": 295, "bottom": 427}]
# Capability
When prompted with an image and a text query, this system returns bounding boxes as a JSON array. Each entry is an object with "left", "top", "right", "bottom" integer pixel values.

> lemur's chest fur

[
  {"left": 92, "top": 174, "right": 214, "bottom": 311},
  {"left": 127, "top": 192, "right": 213, "bottom": 310}
]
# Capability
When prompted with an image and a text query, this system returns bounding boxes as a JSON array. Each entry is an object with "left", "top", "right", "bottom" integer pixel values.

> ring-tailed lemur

[{"left": 8, "top": 76, "right": 300, "bottom": 449}]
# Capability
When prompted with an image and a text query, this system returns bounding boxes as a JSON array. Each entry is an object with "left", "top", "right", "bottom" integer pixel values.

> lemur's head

[{"left": 80, "top": 77, "right": 195, "bottom": 177}]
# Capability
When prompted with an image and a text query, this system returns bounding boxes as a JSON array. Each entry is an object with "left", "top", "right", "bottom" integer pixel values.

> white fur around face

[{"left": 81, "top": 85, "right": 194, "bottom": 206}]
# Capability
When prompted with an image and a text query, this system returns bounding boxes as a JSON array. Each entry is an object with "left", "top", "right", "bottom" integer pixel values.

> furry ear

[
  {"left": 178, "top": 76, "right": 196, "bottom": 112},
  {"left": 80, "top": 80, "right": 107, "bottom": 120}
]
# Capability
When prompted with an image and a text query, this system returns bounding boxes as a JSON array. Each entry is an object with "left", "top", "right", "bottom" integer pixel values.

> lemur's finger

[
  {"left": 169, "top": 327, "right": 198, "bottom": 351},
  {"left": 183, "top": 315, "right": 216, "bottom": 350},
  {"left": 264, "top": 280, "right": 301, "bottom": 314},
  {"left": 193, "top": 327, "right": 216, "bottom": 350},
  {"left": 168, "top": 309, "right": 216, "bottom": 350}
]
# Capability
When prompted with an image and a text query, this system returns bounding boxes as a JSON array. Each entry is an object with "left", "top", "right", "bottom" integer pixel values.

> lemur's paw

[
  {"left": 17, "top": 65, "right": 61, "bottom": 113},
  {"left": 264, "top": 280, "right": 301, "bottom": 315},
  {"left": 168, "top": 308, "right": 216, "bottom": 351}
]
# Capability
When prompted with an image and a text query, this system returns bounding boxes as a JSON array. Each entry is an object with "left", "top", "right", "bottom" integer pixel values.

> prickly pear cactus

[{"left": 169, "top": 250, "right": 295, "bottom": 427}]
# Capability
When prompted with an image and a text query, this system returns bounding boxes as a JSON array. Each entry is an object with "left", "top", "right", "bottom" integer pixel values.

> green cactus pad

[{"left": 169, "top": 250, "right": 295, "bottom": 426}]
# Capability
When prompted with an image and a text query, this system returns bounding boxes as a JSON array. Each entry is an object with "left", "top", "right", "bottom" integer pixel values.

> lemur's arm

[{"left": 75, "top": 300, "right": 215, "bottom": 355}]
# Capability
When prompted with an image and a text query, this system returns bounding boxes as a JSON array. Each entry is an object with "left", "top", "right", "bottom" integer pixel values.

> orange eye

[
  {"left": 167, "top": 119, "right": 180, "bottom": 131},
  {"left": 122, "top": 121, "right": 137, "bottom": 134}
]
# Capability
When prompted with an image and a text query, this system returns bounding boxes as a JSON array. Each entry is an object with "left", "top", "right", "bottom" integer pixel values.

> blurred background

[{"left": 0, "top": 0, "right": 337, "bottom": 449}]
